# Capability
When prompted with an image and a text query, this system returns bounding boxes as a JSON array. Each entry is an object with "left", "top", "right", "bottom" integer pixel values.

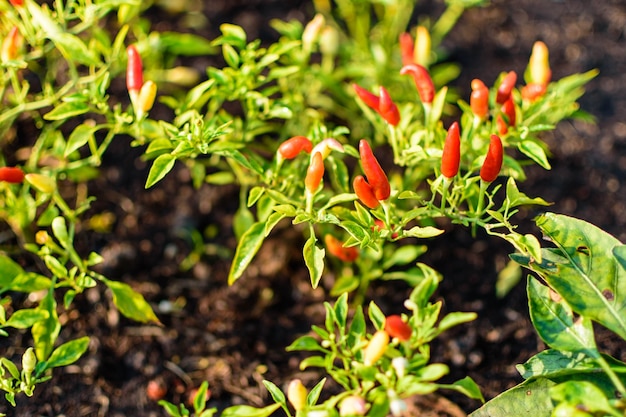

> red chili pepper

[
  {"left": 378, "top": 86, "right": 400, "bottom": 126},
  {"left": 353, "top": 84, "right": 400, "bottom": 126},
  {"left": 358, "top": 139, "right": 390, "bottom": 201},
  {"left": 324, "top": 234, "right": 359, "bottom": 262},
  {"left": 1, "top": 26, "right": 22, "bottom": 62},
  {"left": 399, "top": 32, "right": 414, "bottom": 66},
  {"left": 353, "top": 175, "right": 380, "bottom": 209},
  {"left": 126, "top": 45, "right": 143, "bottom": 94},
  {"left": 521, "top": 83, "right": 547, "bottom": 102},
  {"left": 480, "top": 135, "right": 503, "bottom": 183},
  {"left": 470, "top": 79, "right": 489, "bottom": 119},
  {"left": 305, "top": 151, "right": 324, "bottom": 193},
  {"left": 497, "top": 97, "right": 516, "bottom": 134},
  {"left": 400, "top": 63, "right": 435, "bottom": 104},
  {"left": 353, "top": 83, "right": 379, "bottom": 109},
  {"left": 0, "top": 166, "right": 25, "bottom": 183},
  {"left": 441, "top": 121, "right": 461, "bottom": 179},
  {"left": 385, "top": 315, "right": 412, "bottom": 341},
  {"left": 9, "top": 0, "right": 23, "bottom": 6},
  {"left": 495, "top": 71, "right": 517, "bottom": 105},
  {"left": 278, "top": 136, "right": 313, "bottom": 159},
  {"left": 372, "top": 219, "right": 399, "bottom": 239}
]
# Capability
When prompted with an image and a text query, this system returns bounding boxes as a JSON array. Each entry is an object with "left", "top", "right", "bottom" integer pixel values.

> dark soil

[{"left": 3, "top": 0, "right": 626, "bottom": 416}]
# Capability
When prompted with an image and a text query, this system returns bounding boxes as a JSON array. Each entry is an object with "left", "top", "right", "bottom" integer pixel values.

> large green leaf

[
  {"left": 517, "top": 349, "right": 626, "bottom": 380},
  {"left": 512, "top": 213, "right": 626, "bottom": 340},
  {"left": 470, "top": 371, "right": 626, "bottom": 417},
  {"left": 303, "top": 233, "right": 325, "bottom": 289},
  {"left": 527, "top": 277, "right": 597, "bottom": 355}
]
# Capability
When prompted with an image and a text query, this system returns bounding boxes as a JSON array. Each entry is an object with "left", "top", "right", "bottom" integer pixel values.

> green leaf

[
  {"left": 382, "top": 245, "right": 426, "bottom": 270},
  {"left": 368, "top": 301, "right": 386, "bottom": 330},
  {"left": 437, "top": 311, "right": 477, "bottom": 334},
  {"left": 513, "top": 213, "right": 626, "bottom": 340},
  {"left": 4, "top": 309, "right": 49, "bottom": 329},
  {"left": 53, "top": 32, "right": 99, "bottom": 65},
  {"left": 146, "top": 154, "right": 176, "bottom": 188},
  {"left": 0, "top": 255, "right": 25, "bottom": 287},
  {"left": 527, "top": 276, "right": 597, "bottom": 354},
  {"left": 444, "top": 376, "right": 484, "bottom": 402},
  {"left": 220, "top": 404, "right": 280, "bottom": 417},
  {"left": 403, "top": 226, "right": 444, "bottom": 239},
  {"left": 65, "top": 123, "right": 97, "bottom": 157},
  {"left": 228, "top": 222, "right": 267, "bottom": 285},
  {"left": 31, "top": 290, "right": 60, "bottom": 361},
  {"left": 104, "top": 280, "right": 160, "bottom": 324},
  {"left": 219, "top": 24, "right": 247, "bottom": 49},
  {"left": 158, "top": 400, "right": 185, "bottom": 417},
  {"left": 43, "top": 336, "right": 89, "bottom": 370},
  {"left": 51, "top": 216, "right": 71, "bottom": 249},
  {"left": 193, "top": 381, "right": 210, "bottom": 414},
  {"left": 303, "top": 233, "right": 325, "bottom": 289},
  {"left": 330, "top": 275, "right": 360, "bottom": 296},
  {"left": 262, "top": 380, "right": 287, "bottom": 413},
  {"left": 469, "top": 377, "right": 555, "bottom": 417},
  {"left": 550, "top": 381, "right": 618, "bottom": 415},
  {"left": 222, "top": 44, "right": 240, "bottom": 68},
  {"left": 518, "top": 140, "right": 551, "bottom": 169},
  {"left": 307, "top": 378, "right": 326, "bottom": 406},
  {"left": 334, "top": 293, "right": 348, "bottom": 328},
  {"left": 286, "top": 335, "right": 325, "bottom": 353},
  {"left": 43, "top": 101, "right": 90, "bottom": 121},
  {"left": 516, "top": 349, "right": 626, "bottom": 380}
]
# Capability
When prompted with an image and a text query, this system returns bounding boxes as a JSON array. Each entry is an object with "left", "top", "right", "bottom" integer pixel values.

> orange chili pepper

[
  {"left": 353, "top": 175, "right": 380, "bottom": 209},
  {"left": 278, "top": 136, "right": 313, "bottom": 159},
  {"left": 305, "top": 151, "right": 324, "bottom": 193},
  {"left": 470, "top": 79, "right": 489, "bottom": 120},
  {"left": 324, "top": 234, "right": 359, "bottom": 262}
]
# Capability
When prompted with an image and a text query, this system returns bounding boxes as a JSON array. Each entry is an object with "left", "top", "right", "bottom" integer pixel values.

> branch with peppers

[{"left": 227, "top": 35, "right": 595, "bottom": 295}]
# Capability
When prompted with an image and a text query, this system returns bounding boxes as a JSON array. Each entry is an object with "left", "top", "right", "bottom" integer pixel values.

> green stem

[
  {"left": 431, "top": 3, "right": 465, "bottom": 46},
  {"left": 595, "top": 355, "right": 626, "bottom": 400},
  {"left": 440, "top": 176, "right": 451, "bottom": 211}
]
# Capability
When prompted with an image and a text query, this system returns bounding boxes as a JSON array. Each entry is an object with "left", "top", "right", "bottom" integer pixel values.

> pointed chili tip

[
  {"left": 480, "top": 134, "right": 503, "bottom": 183},
  {"left": 378, "top": 86, "right": 400, "bottom": 126},
  {"left": 353, "top": 83, "right": 380, "bottom": 110}
]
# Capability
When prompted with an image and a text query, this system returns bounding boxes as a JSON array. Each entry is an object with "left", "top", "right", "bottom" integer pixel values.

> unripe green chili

[
  {"left": 278, "top": 136, "right": 313, "bottom": 159},
  {"left": 480, "top": 135, "right": 503, "bottom": 183},
  {"left": 358, "top": 139, "right": 390, "bottom": 200},
  {"left": 496, "top": 70, "right": 517, "bottom": 104},
  {"left": 441, "top": 121, "right": 461, "bottom": 179},
  {"left": 414, "top": 26, "right": 431, "bottom": 67},
  {"left": 353, "top": 175, "right": 380, "bottom": 209},
  {"left": 400, "top": 63, "right": 435, "bottom": 104}
]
